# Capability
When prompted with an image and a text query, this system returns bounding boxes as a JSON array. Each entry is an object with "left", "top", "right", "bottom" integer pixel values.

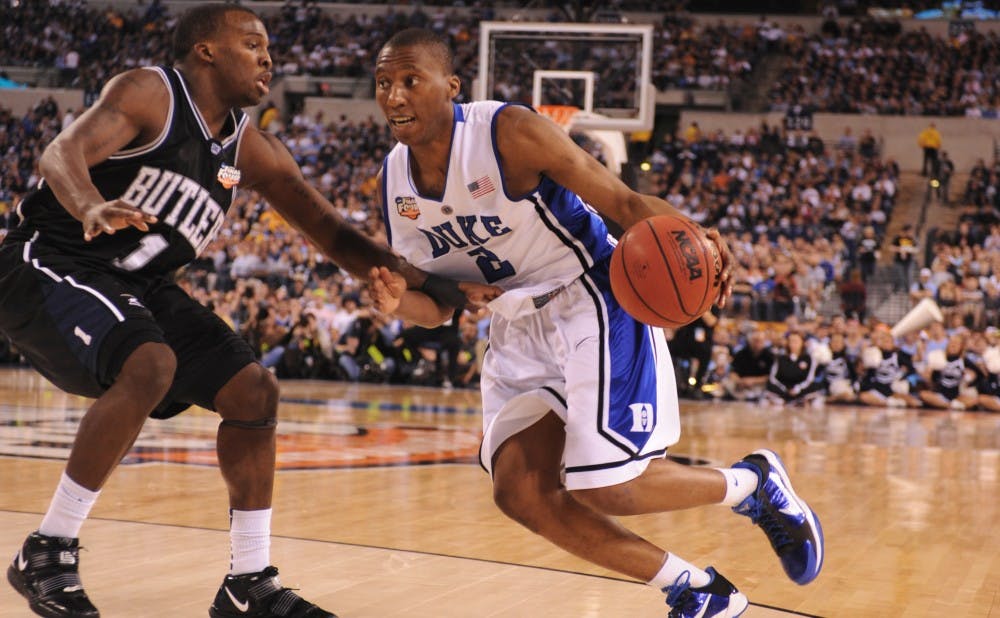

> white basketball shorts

[{"left": 479, "top": 272, "right": 680, "bottom": 490}]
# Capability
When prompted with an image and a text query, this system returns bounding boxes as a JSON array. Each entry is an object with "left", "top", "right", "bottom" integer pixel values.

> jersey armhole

[
  {"left": 107, "top": 67, "right": 174, "bottom": 160},
  {"left": 490, "top": 102, "right": 541, "bottom": 202}
]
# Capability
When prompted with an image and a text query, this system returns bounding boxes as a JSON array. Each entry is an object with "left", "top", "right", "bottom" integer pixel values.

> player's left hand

[
  {"left": 704, "top": 227, "right": 733, "bottom": 308},
  {"left": 368, "top": 266, "right": 406, "bottom": 314},
  {"left": 459, "top": 281, "right": 503, "bottom": 309}
]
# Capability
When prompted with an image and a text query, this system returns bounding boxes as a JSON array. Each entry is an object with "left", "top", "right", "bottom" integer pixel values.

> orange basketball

[{"left": 609, "top": 215, "right": 722, "bottom": 328}]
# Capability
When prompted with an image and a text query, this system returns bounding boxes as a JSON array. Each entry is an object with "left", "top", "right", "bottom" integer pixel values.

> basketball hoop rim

[{"left": 537, "top": 104, "right": 582, "bottom": 133}]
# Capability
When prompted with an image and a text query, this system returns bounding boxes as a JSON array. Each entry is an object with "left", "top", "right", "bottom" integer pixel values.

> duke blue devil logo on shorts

[{"left": 628, "top": 403, "right": 654, "bottom": 432}]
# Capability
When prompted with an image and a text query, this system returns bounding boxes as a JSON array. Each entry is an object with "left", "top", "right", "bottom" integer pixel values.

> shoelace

[
  {"left": 745, "top": 499, "right": 794, "bottom": 549},
  {"left": 664, "top": 570, "right": 695, "bottom": 617}
]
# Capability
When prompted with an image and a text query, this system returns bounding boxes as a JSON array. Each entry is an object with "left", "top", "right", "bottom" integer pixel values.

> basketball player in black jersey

[{"left": 0, "top": 6, "right": 495, "bottom": 618}]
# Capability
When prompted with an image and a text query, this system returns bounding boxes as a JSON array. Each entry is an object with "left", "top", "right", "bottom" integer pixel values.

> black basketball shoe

[
  {"left": 7, "top": 531, "right": 99, "bottom": 617},
  {"left": 209, "top": 566, "right": 337, "bottom": 617}
]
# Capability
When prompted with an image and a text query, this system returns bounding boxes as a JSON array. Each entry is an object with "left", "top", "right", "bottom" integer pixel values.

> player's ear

[
  {"left": 447, "top": 74, "right": 461, "bottom": 100},
  {"left": 194, "top": 42, "right": 215, "bottom": 64}
]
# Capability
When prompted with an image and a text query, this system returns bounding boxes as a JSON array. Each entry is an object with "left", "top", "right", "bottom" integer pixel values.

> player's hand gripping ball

[{"left": 610, "top": 215, "right": 722, "bottom": 328}]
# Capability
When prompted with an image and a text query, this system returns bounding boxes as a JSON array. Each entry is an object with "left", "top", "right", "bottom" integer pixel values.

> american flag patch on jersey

[{"left": 467, "top": 176, "right": 496, "bottom": 199}]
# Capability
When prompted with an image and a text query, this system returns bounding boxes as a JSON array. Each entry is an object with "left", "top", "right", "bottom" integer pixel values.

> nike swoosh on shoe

[{"left": 225, "top": 586, "right": 250, "bottom": 613}]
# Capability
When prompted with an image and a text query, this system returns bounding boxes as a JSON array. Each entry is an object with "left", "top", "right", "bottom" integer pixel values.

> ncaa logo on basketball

[
  {"left": 628, "top": 403, "right": 654, "bottom": 433},
  {"left": 671, "top": 230, "right": 703, "bottom": 281},
  {"left": 396, "top": 196, "right": 421, "bottom": 220}
]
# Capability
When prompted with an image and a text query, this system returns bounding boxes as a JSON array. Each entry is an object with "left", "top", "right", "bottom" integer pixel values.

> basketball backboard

[{"left": 476, "top": 22, "right": 654, "bottom": 133}]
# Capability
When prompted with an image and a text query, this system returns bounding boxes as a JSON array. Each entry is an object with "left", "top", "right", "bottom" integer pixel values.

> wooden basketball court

[{"left": 1, "top": 366, "right": 998, "bottom": 617}]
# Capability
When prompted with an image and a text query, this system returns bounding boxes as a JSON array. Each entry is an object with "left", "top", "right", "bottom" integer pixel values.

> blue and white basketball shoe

[
  {"left": 732, "top": 449, "right": 824, "bottom": 585},
  {"left": 663, "top": 567, "right": 748, "bottom": 618}
]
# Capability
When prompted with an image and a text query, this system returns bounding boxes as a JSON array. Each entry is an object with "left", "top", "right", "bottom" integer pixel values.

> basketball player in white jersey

[{"left": 368, "top": 29, "right": 824, "bottom": 617}]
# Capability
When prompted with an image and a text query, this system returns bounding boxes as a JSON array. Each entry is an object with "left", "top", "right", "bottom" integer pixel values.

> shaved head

[{"left": 379, "top": 28, "right": 454, "bottom": 74}]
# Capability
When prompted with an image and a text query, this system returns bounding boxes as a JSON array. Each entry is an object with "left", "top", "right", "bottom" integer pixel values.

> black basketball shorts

[{"left": 0, "top": 238, "right": 256, "bottom": 419}]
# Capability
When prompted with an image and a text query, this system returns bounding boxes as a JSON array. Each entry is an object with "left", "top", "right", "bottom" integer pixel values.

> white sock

[
  {"left": 38, "top": 471, "right": 100, "bottom": 539},
  {"left": 648, "top": 553, "right": 712, "bottom": 590},
  {"left": 716, "top": 467, "right": 759, "bottom": 507},
  {"left": 230, "top": 508, "right": 271, "bottom": 575}
]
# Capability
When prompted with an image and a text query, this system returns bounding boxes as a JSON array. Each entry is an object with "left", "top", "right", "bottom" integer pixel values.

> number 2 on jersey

[{"left": 467, "top": 246, "right": 515, "bottom": 283}]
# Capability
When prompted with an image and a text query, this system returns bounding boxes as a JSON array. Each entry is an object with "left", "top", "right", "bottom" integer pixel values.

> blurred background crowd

[{"left": 3, "top": 0, "right": 1000, "bottom": 412}]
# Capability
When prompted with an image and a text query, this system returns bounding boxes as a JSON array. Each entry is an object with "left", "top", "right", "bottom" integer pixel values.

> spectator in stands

[
  {"left": 770, "top": 25, "right": 1000, "bottom": 117},
  {"left": 770, "top": 256, "right": 798, "bottom": 322},
  {"left": 276, "top": 313, "right": 333, "bottom": 380},
  {"left": 670, "top": 307, "right": 720, "bottom": 399},
  {"left": 836, "top": 127, "right": 857, "bottom": 154},
  {"left": 762, "top": 331, "right": 825, "bottom": 407},
  {"left": 856, "top": 225, "right": 879, "bottom": 282},
  {"left": 890, "top": 223, "right": 918, "bottom": 293},
  {"left": 983, "top": 281, "right": 1000, "bottom": 327},
  {"left": 839, "top": 268, "right": 867, "bottom": 321},
  {"left": 937, "top": 151, "right": 955, "bottom": 205},
  {"left": 918, "top": 122, "right": 942, "bottom": 177},
  {"left": 683, "top": 121, "right": 702, "bottom": 144},
  {"left": 910, "top": 267, "right": 937, "bottom": 306},
  {"left": 728, "top": 265, "right": 755, "bottom": 319},
  {"left": 451, "top": 318, "right": 484, "bottom": 389},
  {"left": 702, "top": 346, "right": 736, "bottom": 400},
  {"left": 959, "top": 274, "right": 985, "bottom": 329},
  {"left": 936, "top": 278, "right": 961, "bottom": 323},
  {"left": 858, "top": 129, "right": 877, "bottom": 160},
  {"left": 730, "top": 328, "right": 774, "bottom": 401},
  {"left": 428, "top": 309, "right": 465, "bottom": 389},
  {"left": 924, "top": 320, "right": 949, "bottom": 356},
  {"left": 258, "top": 101, "right": 281, "bottom": 133}
]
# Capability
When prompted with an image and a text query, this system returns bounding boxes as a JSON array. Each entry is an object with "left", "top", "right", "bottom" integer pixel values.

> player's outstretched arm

[
  {"left": 494, "top": 105, "right": 733, "bottom": 306},
  {"left": 39, "top": 69, "right": 163, "bottom": 240},
  {"left": 239, "top": 129, "right": 406, "bottom": 278},
  {"left": 238, "top": 128, "right": 467, "bottom": 310},
  {"left": 368, "top": 267, "right": 502, "bottom": 328}
]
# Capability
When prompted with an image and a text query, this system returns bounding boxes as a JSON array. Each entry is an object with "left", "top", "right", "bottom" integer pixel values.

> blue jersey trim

[
  {"left": 404, "top": 102, "right": 464, "bottom": 203},
  {"left": 535, "top": 178, "right": 612, "bottom": 267},
  {"left": 578, "top": 272, "right": 635, "bottom": 458},
  {"left": 491, "top": 101, "right": 612, "bottom": 270},
  {"left": 380, "top": 155, "right": 392, "bottom": 246},
  {"left": 529, "top": 195, "right": 592, "bottom": 274},
  {"left": 489, "top": 102, "right": 537, "bottom": 202}
]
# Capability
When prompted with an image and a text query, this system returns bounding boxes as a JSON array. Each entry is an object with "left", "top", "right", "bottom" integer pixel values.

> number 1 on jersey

[{"left": 112, "top": 234, "right": 169, "bottom": 271}]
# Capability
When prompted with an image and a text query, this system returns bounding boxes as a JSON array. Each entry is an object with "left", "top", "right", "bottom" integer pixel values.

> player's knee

[
  {"left": 118, "top": 342, "right": 176, "bottom": 402},
  {"left": 493, "top": 484, "right": 536, "bottom": 528},
  {"left": 217, "top": 363, "right": 279, "bottom": 422},
  {"left": 492, "top": 479, "right": 556, "bottom": 532}
]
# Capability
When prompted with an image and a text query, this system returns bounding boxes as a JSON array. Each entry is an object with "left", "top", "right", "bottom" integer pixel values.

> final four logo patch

[
  {"left": 395, "top": 196, "right": 420, "bottom": 220},
  {"left": 217, "top": 164, "right": 241, "bottom": 189}
]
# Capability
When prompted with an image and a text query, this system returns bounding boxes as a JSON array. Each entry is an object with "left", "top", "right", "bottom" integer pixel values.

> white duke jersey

[{"left": 381, "top": 101, "right": 616, "bottom": 320}]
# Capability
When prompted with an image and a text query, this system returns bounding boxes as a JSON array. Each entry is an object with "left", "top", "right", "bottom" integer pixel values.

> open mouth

[
  {"left": 256, "top": 73, "right": 272, "bottom": 94},
  {"left": 390, "top": 116, "right": 415, "bottom": 127}
]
